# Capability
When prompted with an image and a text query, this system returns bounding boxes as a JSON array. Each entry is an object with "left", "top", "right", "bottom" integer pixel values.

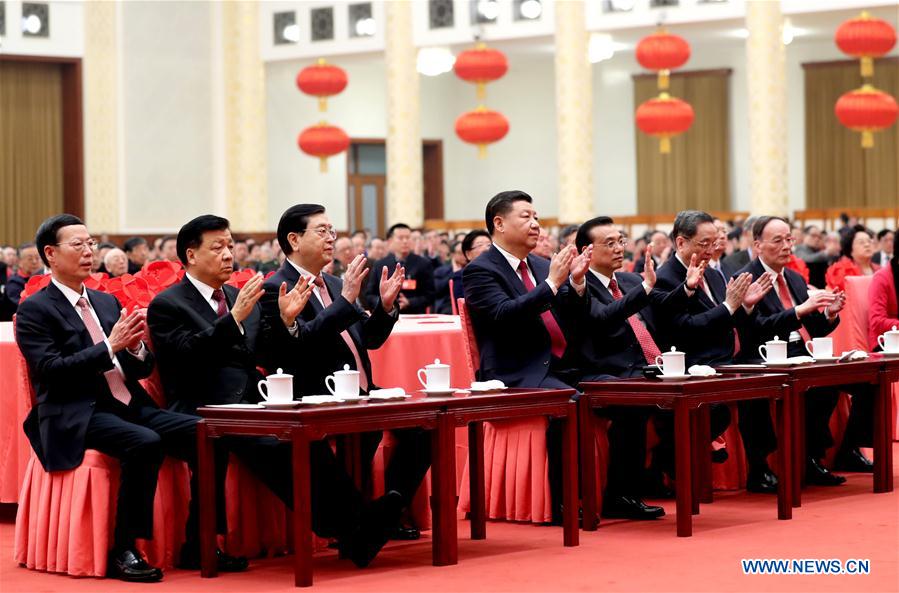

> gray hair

[{"left": 671, "top": 210, "right": 715, "bottom": 241}]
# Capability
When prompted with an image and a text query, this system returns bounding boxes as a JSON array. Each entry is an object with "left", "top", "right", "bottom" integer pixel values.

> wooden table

[
  {"left": 720, "top": 356, "right": 894, "bottom": 507},
  {"left": 196, "top": 387, "right": 578, "bottom": 587},
  {"left": 580, "top": 374, "right": 791, "bottom": 537}
]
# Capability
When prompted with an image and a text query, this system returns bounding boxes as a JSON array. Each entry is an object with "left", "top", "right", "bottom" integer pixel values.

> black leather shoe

[
  {"left": 833, "top": 447, "right": 874, "bottom": 473},
  {"left": 805, "top": 458, "right": 846, "bottom": 486},
  {"left": 108, "top": 548, "right": 163, "bottom": 582},
  {"left": 601, "top": 495, "right": 665, "bottom": 520},
  {"left": 178, "top": 545, "right": 249, "bottom": 572},
  {"left": 340, "top": 490, "right": 404, "bottom": 568},
  {"left": 746, "top": 464, "right": 778, "bottom": 494},
  {"left": 387, "top": 525, "right": 420, "bottom": 541}
]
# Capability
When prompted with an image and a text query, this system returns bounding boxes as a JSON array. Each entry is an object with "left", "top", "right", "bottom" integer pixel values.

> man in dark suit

[
  {"left": 462, "top": 190, "right": 592, "bottom": 522},
  {"left": 573, "top": 217, "right": 730, "bottom": 508},
  {"left": 365, "top": 223, "right": 434, "bottom": 314},
  {"left": 736, "top": 216, "right": 873, "bottom": 485},
  {"left": 123, "top": 237, "right": 149, "bottom": 275},
  {"left": 148, "top": 214, "right": 391, "bottom": 568},
  {"left": 15, "top": 215, "right": 200, "bottom": 583},
  {"left": 261, "top": 204, "right": 429, "bottom": 545},
  {"left": 651, "top": 211, "right": 779, "bottom": 494},
  {"left": 721, "top": 216, "right": 757, "bottom": 276},
  {"left": 5, "top": 243, "right": 44, "bottom": 308},
  {"left": 633, "top": 230, "right": 669, "bottom": 275}
]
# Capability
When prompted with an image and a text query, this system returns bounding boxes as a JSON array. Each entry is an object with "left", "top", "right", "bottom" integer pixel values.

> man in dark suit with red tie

[
  {"left": 365, "top": 223, "right": 435, "bottom": 314},
  {"left": 16, "top": 215, "right": 200, "bottom": 582},
  {"left": 261, "top": 204, "right": 430, "bottom": 547},
  {"left": 736, "top": 216, "right": 873, "bottom": 484},
  {"left": 651, "top": 211, "right": 778, "bottom": 494},
  {"left": 462, "top": 190, "right": 592, "bottom": 522}
]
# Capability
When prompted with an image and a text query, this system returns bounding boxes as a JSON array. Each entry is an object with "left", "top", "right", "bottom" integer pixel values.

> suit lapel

[
  {"left": 487, "top": 246, "right": 526, "bottom": 297},
  {"left": 705, "top": 268, "right": 725, "bottom": 304},
  {"left": 587, "top": 272, "right": 612, "bottom": 303},
  {"left": 180, "top": 277, "right": 219, "bottom": 326},
  {"left": 46, "top": 283, "right": 91, "bottom": 343}
]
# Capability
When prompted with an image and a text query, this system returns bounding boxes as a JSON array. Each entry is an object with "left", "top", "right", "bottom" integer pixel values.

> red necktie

[
  {"left": 776, "top": 274, "right": 811, "bottom": 345},
  {"left": 314, "top": 276, "right": 369, "bottom": 391},
  {"left": 517, "top": 260, "right": 567, "bottom": 358},
  {"left": 608, "top": 277, "right": 662, "bottom": 365},
  {"left": 211, "top": 288, "right": 228, "bottom": 318},
  {"left": 76, "top": 297, "right": 132, "bottom": 405}
]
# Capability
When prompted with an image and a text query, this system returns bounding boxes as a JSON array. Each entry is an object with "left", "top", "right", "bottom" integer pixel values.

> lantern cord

[
  {"left": 318, "top": 97, "right": 328, "bottom": 112},
  {"left": 476, "top": 82, "right": 486, "bottom": 103},
  {"left": 860, "top": 57, "right": 874, "bottom": 79},
  {"left": 861, "top": 130, "right": 874, "bottom": 149},
  {"left": 660, "top": 136, "right": 672, "bottom": 154},
  {"left": 320, "top": 157, "right": 328, "bottom": 173},
  {"left": 478, "top": 144, "right": 487, "bottom": 159},
  {"left": 658, "top": 69, "right": 670, "bottom": 91}
]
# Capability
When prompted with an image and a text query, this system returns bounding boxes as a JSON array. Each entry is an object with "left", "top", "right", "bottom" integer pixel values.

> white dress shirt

[
  {"left": 185, "top": 273, "right": 245, "bottom": 334},
  {"left": 589, "top": 269, "right": 651, "bottom": 295},
  {"left": 493, "top": 242, "right": 585, "bottom": 295}
]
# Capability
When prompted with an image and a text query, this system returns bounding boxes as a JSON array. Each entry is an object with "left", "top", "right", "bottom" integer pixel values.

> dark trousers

[
  {"left": 737, "top": 399, "right": 778, "bottom": 466},
  {"left": 360, "top": 429, "right": 432, "bottom": 510},
  {"left": 225, "top": 436, "right": 366, "bottom": 539},
  {"left": 841, "top": 383, "right": 875, "bottom": 450},
  {"left": 84, "top": 403, "right": 204, "bottom": 551},
  {"left": 805, "top": 383, "right": 875, "bottom": 458},
  {"left": 652, "top": 404, "right": 732, "bottom": 477}
]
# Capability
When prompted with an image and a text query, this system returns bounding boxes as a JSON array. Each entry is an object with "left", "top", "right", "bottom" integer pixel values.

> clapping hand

[
  {"left": 825, "top": 290, "right": 846, "bottom": 317},
  {"left": 743, "top": 273, "right": 773, "bottom": 307},
  {"left": 231, "top": 272, "right": 265, "bottom": 323},
  {"left": 643, "top": 246, "right": 657, "bottom": 288},
  {"left": 570, "top": 245, "right": 593, "bottom": 285},
  {"left": 278, "top": 275, "right": 313, "bottom": 327},
  {"left": 725, "top": 272, "right": 751, "bottom": 310},
  {"left": 380, "top": 263, "right": 405, "bottom": 311},
  {"left": 109, "top": 308, "right": 147, "bottom": 354},
  {"left": 340, "top": 255, "right": 370, "bottom": 304},
  {"left": 684, "top": 254, "right": 707, "bottom": 291},
  {"left": 796, "top": 290, "right": 837, "bottom": 317},
  {"left": 549, "top": 245, "right": 576, "bottom": 287}
]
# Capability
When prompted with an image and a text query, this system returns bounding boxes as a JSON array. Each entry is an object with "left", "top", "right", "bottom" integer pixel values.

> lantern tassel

[
  {"left": 658, "top": 69, "right": 670, "bottom": 91},
  {"left": 476, "top": 82, "right": 486, "bottom": 103},
  {"left": 478, "top": 144, "right": 487, "bottom": 159},
  {"left": 860, "top": 56, "right": 874, "bottom": 78},
  {"left": 659, "top": 136, "right": 671, "bottom": 154},
  {"left": 861, "top": 130, "right": 874, "bottom": 149},
  {"left": 318, "top": 97, "right": 328, "bottom": 112},
  {"left": 319, "top": 157, "right": 328, "bottom": 172}
]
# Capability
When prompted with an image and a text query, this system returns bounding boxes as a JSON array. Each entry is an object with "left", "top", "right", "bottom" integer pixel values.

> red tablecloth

[{"left": 0, "top": 323, "right": 31, "bottom": 503}]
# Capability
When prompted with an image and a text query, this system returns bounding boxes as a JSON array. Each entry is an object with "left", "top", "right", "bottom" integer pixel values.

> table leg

[
  {"left": 790, "top": 382, "right": 803, "bottom": 508},
  {"left": 697, "top": 405, "right": 712, "bottom": 505},
  {"left": 196, "top": 421, "right": 217, "bottom": 578},
  {"left": 468, "top": 421, "right": 486, "bottom": 540},
  {"left": 562, "top": 401, "right": 579, "bottom": 547},
  {"left": 578, "top": 398, "right": 598, "bottom": 532},
  {"left": 775, "top": 394, "right": 792, "bottom": 521},
  {"left": 884, "top": 375, "right": 895, "bottom": 493},
  {"left": 432, "top": 413, "right": 458, "bottom": 566},
  {"left": 689, "top": 410, "right": 700, "bottom": 515},
  {"left": 874, "top": 373, "right": 889, "bottom": 493},
  {"left": 291, "top": 429, "right": 313, "bottom": 587},
  {"left": 674, "top": 400, "right": 692, "bottom": 537}
]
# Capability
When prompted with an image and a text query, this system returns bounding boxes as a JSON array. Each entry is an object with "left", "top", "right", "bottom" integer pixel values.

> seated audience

[
  {"left": 366, "top": 223, "right": 435, "bottom": 314},
  {"left": 123, "top": 237, "right": 149, "bottom": 274},
  {"left": 825, "top": 224, "right": 879, "bottom": 292},
  {"left": 869, "top": 251, "right": 899, "bottom": 351},
  {"left": 158, "top": 235, "right": 179, "bottom": 263},
  {"left": 872, "top": 228, "right": 894, "bottom": 267},
  {"left": 5, "top": 242, "right": 44, "bottom": 307},
  {"left": 331, "top": 236, "right": 353, "bottom": 278},
  {"left": 451, "top": 229, "right": 492, "bottom": 304},
  {"left": 104, "top": 248, "right": 129, "bottom": 278},
  {"left": 633, "top": 230, "right": 670, "bottom": 275}
]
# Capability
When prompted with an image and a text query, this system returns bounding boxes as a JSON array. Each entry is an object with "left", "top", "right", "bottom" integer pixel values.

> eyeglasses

[
  {"left": 56, "top": 238, "right": 98, "bottom": 251},
  {"left": 301, "top": 226, "right": 337, "bottom": 240},
  {"left": 597, "top": 239, "right": 628, "bottom": 250},
  {"left": 689, "top": 238, "right": 715, "bottom": 250},
  {"left": 764, "top": 236, "right": 796, "bottom": 247}
]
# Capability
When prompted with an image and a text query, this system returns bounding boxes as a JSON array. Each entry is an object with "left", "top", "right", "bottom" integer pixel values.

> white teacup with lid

[
  {"left": 325, "top": 364, "right": 360, "bottom": 398},
  {"left": 654, "top": 347, "right": 686, "bottom": 377},
  {"left": 878, "top": 325, "right": 899, "bottom": 353},
  {"left": 759, "top": 336, "right": 788, "bottom": 363},
  {"left": 418, "top": 358, "right": 450, "bottom": 390},
  {"left": 258, "top": 368, "right": 294, "bottom": 402}
]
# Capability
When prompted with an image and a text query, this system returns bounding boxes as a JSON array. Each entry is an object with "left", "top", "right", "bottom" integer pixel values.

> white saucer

[
  {"left": 881, "top": 350, "right": 899, "bottom": 357},
  {"left": 368, "top": 393, "right": 411, "bottom": 402},
  {"left": 420, "top": 388, "right": 459, "bottom": 397},
  {"left": 469, "top": 386, "right": 507, "bottom": 393},
  {"left": 259, "top": 401, "right": 300, "bottom": 409},
  {"left": 688, "top": 372, "right": 720, "bottom": 378},
  {"left": 337, "top": 395, "right": 366, "bottom": 404},
  {"left": 657, "top": 374, "right": 690, "bottom": 381},
  {"left": 300, "top": 396, "right": 342, "bottom": 406},
  {"left": 811, "top": 356, "right": 840, "bottom": 362},
  {"left": 207, "top": 403, "right": 262, "bottom": 409}
]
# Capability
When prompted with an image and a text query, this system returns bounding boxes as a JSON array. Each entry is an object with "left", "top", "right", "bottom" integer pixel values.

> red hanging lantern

[
  {"left": 298, "top": 123, "right": 350, "bottom": 172},
  {"left": 455, "top": 107, "right": 510, "bottom": 158},
  {"left": 635, "top": 93, "right": 695, "bottom": 154},
  {"left": 835, "top": 11, "right": 897, "bottom": 78},
  {"left": 834, "top": 84, "right": 898, "bottom": 148},
  {"left": 296, "top": 58, "right": 348, "bottom": 111},
  {"left": 636, "top": 29, "right": 691, "bottom": 90},
  {"left": 454, "top": 42, "right": 509, "bottom": 102}
]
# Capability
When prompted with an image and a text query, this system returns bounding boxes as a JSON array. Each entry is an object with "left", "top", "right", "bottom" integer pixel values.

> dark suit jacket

[
  {"left": 5, "top": 271, "right": 29, "bottom": 307},
  {"left": 722, "top": 249, "right": 750, "bottom": 276},
  {"left": 365, "top": 253, "right": 434, "bottom": 314},
  {"left": 433, "top": 263, "right": 454, "bottom": 315},
  {"left": 261, "top": 262, "right": 397, "bottom": 397},
  {"left": 734, "top": 258, "right": 839, "bottom": 362},
  {"left": 462, "top": 245, "right": 588, "bottom": 387},
  {"left": 148, "top": 276, "right": 292, "bottom": 414},
  {"left": 577, "top": 271, "right": 686, "bottom": 378},
  {"left": 652, "top": 255, "right": 749, "bottom": 367},
  {"left": 16, "top": 283, "right": 156, "bottom": 471}
]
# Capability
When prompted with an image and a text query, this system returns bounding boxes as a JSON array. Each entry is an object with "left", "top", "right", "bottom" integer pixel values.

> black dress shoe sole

[
  {"left": 746, "top": 483, "right": 778, "bottom": 494},
  {"left": 806, "top": 476, "right": 847, "bottom": 486},
  {"left": 387, "top": 528, "right": 421, "bottom": 541},
  {"left": 108, "top": 568, "right": 164, "bottom": 583},
  {"left": 601, "top": 508, "right": 665, "bottom": 520},
  {"left": 833, "top": 460, "right": 874, "bottom": 473}
]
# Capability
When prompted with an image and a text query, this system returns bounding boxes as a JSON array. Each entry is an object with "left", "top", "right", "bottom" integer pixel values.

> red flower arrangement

[
  {"left": 225, "top": 268, "right": 258, "bottom": 290},
  {"left": 785, "top": 255, "right": 809, "bottom": 284}
]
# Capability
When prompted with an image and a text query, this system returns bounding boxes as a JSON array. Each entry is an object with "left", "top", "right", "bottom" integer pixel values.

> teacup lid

[
  {"left": 665, "top": 347, "right": 684, "bottom": 356},
  {"left": 427, "top": 358, "right": 449, "bottom": 368},
  {"left": 888, "top": 325, "right": 899, "bottom": 334},
  {"left": 768, "top": 335, "right": 786, "bottom": 344},
  {"left": 334, "top": 363, "right": 358, "bottom": 375},
  {"left": 268, "top": 368, "right": 292, "bottom": 379}
]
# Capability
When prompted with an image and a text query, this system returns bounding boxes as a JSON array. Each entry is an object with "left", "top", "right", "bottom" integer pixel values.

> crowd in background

[{"left": 0, "top": 212, "right": 894, "bottom": 322}]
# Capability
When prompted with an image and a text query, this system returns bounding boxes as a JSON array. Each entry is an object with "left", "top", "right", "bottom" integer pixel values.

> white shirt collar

[
  {"left": 185, "top": 272, "right": 219, "bottom": 303},
  {"left": 51, "top": 277, "right": 87, "bottom": 307},
  {"left": 589, "top": 268, "right": 613, "bottom": 289},
  {"left": 758, "top": 258, "right": 782, "bottom": 279},
  {"left": 493, "top": 242, "right": 526, "bottom": 273},
  {"left": 674, "top": 253, "right": 688, "bottom": 269},
  {"left": 286, "top": 258, "right": 319, "bottom": 283}
]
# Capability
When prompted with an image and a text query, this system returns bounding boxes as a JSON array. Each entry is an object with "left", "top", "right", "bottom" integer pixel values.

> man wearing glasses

[
  {"left": 16, "top": 215, "right": 199, "bottom": 582},
  {"left": 651, "top": 210, "right": 778, "bottom": 494}
]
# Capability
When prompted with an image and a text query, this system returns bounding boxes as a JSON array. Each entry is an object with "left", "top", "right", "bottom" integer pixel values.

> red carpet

[{"left": 2, "top": 446, "right": 897, "bottom": 593}]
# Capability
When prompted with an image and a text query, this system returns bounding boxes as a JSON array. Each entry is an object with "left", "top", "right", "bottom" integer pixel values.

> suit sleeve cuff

[{"left": 545, "top": 279, "right": 559, "bottom": 295}]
